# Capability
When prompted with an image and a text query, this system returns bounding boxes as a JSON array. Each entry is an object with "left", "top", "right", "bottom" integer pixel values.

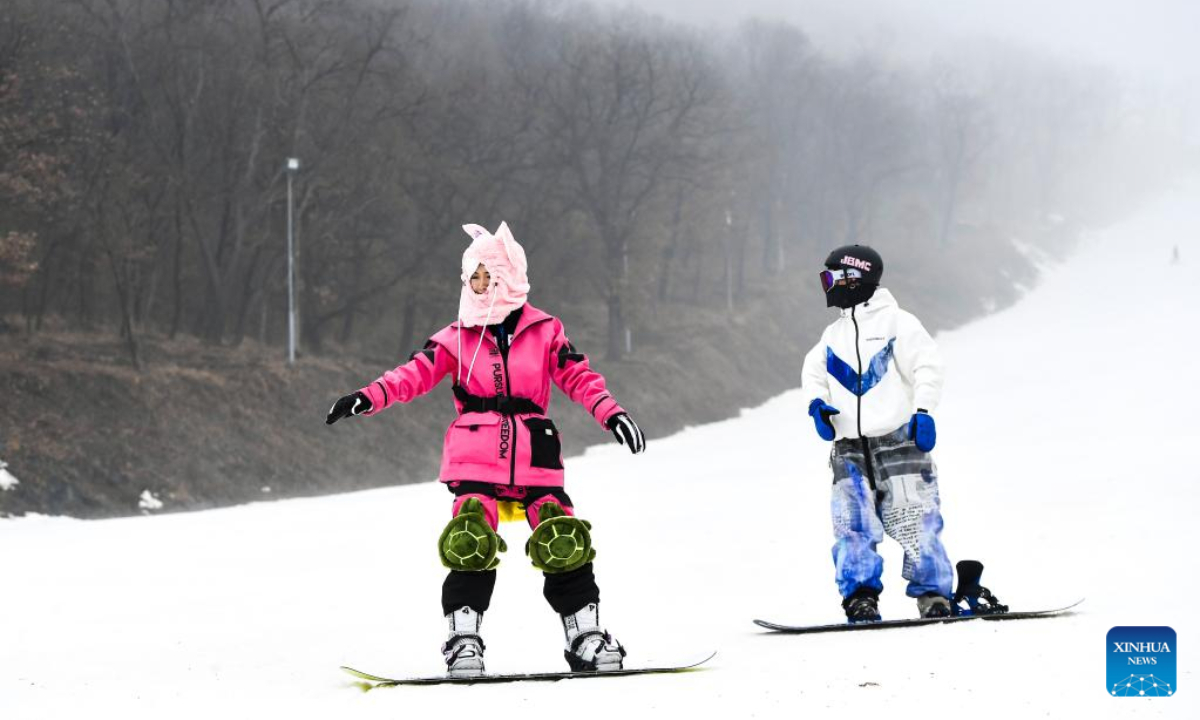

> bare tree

[
  {"left": 929, "top": 62, "right": 993, "bottom": 247},
  {"left": 729, "top": 20, "right": 817, "bottom": 276},
  {"left": 532, "top": 12, "right": 720, "bottom": 358},
  {"left": 820, "top": 57, "right": 920, "bottom": 245}
]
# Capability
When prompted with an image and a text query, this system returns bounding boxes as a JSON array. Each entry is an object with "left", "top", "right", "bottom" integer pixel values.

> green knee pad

[
  {"left": 439, "top": 498, "right": 507, "bottom": 571},
  {"left": 526, "top": 501, "right": 595, "bottom": 574}
]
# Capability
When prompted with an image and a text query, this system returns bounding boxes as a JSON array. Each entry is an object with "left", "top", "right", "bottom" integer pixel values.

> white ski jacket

[{"left": 801, "top": 288, "right": 944, "bottom": 440}]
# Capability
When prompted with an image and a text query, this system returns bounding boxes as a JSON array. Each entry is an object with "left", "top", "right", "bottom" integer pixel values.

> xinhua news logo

[{"left": 1108, "top": 626, "right": 1176, "bottom": 697}]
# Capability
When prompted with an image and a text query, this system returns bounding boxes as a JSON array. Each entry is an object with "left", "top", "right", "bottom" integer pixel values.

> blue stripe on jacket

[{"left": 826, "top": 339, "right": 896, "bottom": 396}]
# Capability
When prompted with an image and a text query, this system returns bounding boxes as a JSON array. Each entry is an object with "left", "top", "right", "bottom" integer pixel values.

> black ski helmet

[{"left": 822, "top": 244, "right": 883, "bottom": 309}]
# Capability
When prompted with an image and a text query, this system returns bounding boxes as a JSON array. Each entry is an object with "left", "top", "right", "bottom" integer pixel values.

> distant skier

[
  {"left": 1171, "top": 245, "right": 1180, "bottom": 265},
  {"left": 801, "top": 245, "right": 954, "bottom": 623},
  {"left": 326, "top": 222, "right": 646, "bottom": 675}
]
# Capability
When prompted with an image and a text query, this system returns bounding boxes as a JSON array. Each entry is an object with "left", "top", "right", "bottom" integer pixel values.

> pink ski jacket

[{"left": 357, "top": 303, "right": 625, "bottom": 488}]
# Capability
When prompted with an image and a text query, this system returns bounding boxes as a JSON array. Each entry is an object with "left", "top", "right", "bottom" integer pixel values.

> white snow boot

[
  {"left": 561, "top": 602, "right": 625, "bottom": 672},
  {"left": 442, "top": 606, "right": 486, "bottom": 677}
]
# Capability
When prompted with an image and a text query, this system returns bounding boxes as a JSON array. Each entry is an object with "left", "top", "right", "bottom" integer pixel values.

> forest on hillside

[
  {"left": 0, "top": 0, "right": 1192, "bottom": 517},
  {"left": 3, "top": 0, "right": 1179, "bottom": 361}
]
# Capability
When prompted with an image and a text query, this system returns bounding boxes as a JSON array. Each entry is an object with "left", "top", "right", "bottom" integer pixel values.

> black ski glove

[
  {"left": 326, "top": 391, "right": 372, "bottom": 425},
  {"left": 607, "top": 412, "right": 646, "bottom": 454}
]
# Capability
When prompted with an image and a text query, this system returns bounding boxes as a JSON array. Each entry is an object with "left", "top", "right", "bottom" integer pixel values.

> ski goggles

[{"left": 819, "top": 267, "right": 862, "bottom": 293}]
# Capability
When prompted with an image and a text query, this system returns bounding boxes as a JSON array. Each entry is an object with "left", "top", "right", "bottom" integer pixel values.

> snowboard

[
  {"left": 341, "top": 651, "right": 716, "bottom": 688},
  {"left": 753, "top": 599, "right": 1083, "bottom": 635}
]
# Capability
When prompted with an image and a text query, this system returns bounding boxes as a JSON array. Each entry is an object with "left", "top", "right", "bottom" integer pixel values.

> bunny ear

[
  {"left": 494, "top": 221, "right": 514, "bottom": 245},
  {"left": 494, "top": 221, "right": 525, "bottom": 267},
  {"left": 462, "top": 224, "right": 490, "bottom": 241}
]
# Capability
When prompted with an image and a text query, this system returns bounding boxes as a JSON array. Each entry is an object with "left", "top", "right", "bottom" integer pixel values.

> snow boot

[
  {"left": 843, "top": 589, "right": 882, "bottom": 623},
  {"left": 917, "top": 593, "right": 953, "bottom": 618},
  {"left": 442, "top": 606, "right": 486, "bottom": 677},
  {"left": 561, "top": 602, "right": 625, "bottom": 672}
]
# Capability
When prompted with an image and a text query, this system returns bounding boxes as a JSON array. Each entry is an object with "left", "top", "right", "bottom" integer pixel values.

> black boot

[
  {"left": 843, "top": 589, "right": 881, "bottom": 623},
  {"left": 917, "top": 592, "right": 953, "bottom": 618}
]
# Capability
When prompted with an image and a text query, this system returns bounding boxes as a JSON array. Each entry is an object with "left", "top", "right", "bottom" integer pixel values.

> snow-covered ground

[{"left": 3, "top": 186, "right": 1198, "bottom": 719}]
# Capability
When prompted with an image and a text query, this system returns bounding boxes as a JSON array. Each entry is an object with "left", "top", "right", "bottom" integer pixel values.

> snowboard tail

[{"left": 342, "top": 652, "right": 716, "bottom": 688}]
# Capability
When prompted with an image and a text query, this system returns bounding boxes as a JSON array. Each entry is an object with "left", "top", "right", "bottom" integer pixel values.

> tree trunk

[
  {"left": 605, "top": 292, "right": 624, "bottom": 361},
  {"left": 735, "top": 228, "right": 746, "bottom": 302},
  {"left": 231, "top": 248, "right": 264, "bottom": 347},
  {"left": 77, "top": 246, "right": 94, "bottom": 329},
  {"left": 340, "top": 243, "right": 369, "bottom": 346},
  {"left": 656, "top": 244, "right": 676, "bottom": 306},
  {"left": 29, "top": 237, "right": 61, "bottom": 333},
  {"left": 761, "top": 195, "right": 777, "bottom": 275},
  {"left": 396, "top": 293, "right": 417, "bottom": 358},
  {"left": 724, "top": 248, "right": 734, "bottom": 312},
  {"left": 259, "top": 293, "right": 268, "bottom": 345},
  {"left": 938, "top": 161, "right": 962, "bottom": 248},
  {"left": 656, "top": 188, "right": 686, "bottom": 306},
  {"left": 170, "top": 206, "right": 184, "bottom": 340},
  {"left": 602, "top": 224, "right": 627, "bottom": 360},
  {"left": 722, "top": 230, "right": 735, "bottom": 313},
  {"left": 104, "top": 249, "right": 142, "bottom": 371}
]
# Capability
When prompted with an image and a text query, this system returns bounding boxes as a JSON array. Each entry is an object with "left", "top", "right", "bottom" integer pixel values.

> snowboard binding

[
  {"left": 561, "top": 602, "right": 625, "bottom": 672},
  {"left": 526, "top": 501, "right": 595, "bottom": 573},
  {"left": 439, "top": 498, "right": 508, "bottom": 571},
  {"left": 952, "top": 560, "right": 1009, "bottom": 616}
]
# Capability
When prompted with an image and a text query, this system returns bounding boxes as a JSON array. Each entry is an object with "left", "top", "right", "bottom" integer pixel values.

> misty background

[{"left": 1, "top": 0, "right": 1195, "bottom": 518}]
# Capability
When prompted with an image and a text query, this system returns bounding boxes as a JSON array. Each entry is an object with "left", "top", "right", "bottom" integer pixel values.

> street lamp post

[{"left": 286, "top": 157, "right": 300, "bottom": 365}]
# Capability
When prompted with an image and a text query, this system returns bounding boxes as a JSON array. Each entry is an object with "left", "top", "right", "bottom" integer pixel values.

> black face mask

[{"left": 825, "top": 282, "right": 878, "bottom": 309}]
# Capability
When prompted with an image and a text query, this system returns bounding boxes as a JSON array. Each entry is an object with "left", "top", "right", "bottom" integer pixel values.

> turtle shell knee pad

[
  {"left": 526, "top": 501, "right": 595, "bottom": 573},
  {"left": 439, "top": 498, "right": 507, "bottom": 571}
]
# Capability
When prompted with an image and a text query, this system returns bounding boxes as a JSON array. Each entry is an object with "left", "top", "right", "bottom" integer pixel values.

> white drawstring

[{"left": 462, "top": 284, "right": 498, "bottom": 388}]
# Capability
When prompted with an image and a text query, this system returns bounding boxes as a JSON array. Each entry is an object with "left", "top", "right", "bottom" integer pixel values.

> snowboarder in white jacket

[{"left": 801, "top": 244, "right": 954, "bottom": 623}]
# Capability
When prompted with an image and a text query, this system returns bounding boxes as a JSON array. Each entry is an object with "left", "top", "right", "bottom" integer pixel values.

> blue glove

[
  {"left": 807, "top": 398, "right": 840, "bottom": 441},
  {"left": 908, "top": 409, "right": 936, "bottom": 452}
]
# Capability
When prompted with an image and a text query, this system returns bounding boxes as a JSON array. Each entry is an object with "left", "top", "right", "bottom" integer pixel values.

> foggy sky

[{"left": 589, "top": 0, "right": 1200, "bottom": 85}]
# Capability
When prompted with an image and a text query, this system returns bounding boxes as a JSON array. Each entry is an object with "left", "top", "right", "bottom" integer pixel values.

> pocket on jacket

[
  {"left": 448, "top": 412, "right": 503, "bottom": 465},
  {"left": 522, "top": 417, "right": 563, "bottom": 470}
]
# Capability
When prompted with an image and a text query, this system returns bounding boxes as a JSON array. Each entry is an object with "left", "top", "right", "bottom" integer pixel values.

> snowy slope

[{"left": 3, "top": 186, "right": 1198, "bottom": 719}]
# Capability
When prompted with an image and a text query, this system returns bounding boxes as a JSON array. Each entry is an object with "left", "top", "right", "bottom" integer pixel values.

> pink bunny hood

[{"left": 458, "top": 221, "right": 530, "bottom": 328}]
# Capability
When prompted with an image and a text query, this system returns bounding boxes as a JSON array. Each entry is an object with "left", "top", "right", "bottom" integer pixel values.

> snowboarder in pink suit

[{"left": 327, "top": 222, "right": 646, "bottom": 676}]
